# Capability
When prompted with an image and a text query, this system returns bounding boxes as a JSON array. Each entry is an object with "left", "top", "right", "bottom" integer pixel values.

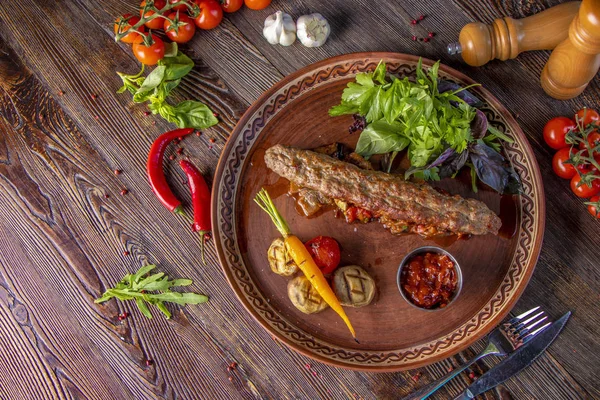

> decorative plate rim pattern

[{"left": 212, "top": 53, "right": 545, "bottom": 371}]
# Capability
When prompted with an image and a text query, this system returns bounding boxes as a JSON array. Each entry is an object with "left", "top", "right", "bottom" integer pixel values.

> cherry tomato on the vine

[
  {"left": 543, "top": 117, "right": 576, "bottom": 150},
  {"left": 304, "top": 236, "right": 341, "bottom": 275},
  {"left": 132, "top": 34, "right": 165, "bottom": 65},
  {"left": 579, "top": 131, "right": 600, "bottom": 150},
  {"left": 164, "top": 12, "right": 196, "bottom": 43},
  {"left": 570, "top": 172, "right": 600, "bottom": 198},
  {"left": 244, "top": 0, "right": 271, "bottom": 10},
  {"left": 552, "top": 147, "right": 577, "bottom": 179},
  {"left": 575, "top": 108, "right": 600, "bottom": 127},
  {"left": 221, "top": 0, "right": 243, "bottom": 12},
  {"left": 193, "top": 0, "right": 223, "bottom": 29},
  {"left": 169, "top": 0, "right": 191, "bottom": 11},
  {"left": 588, "top": 195, "right": 600, "bottom": 218},
  {"left": 140, "top": 0, "right": 167, "bottom": 30},
  {"left": 114, "top": 14, "right": 146, "bottom": 43}
]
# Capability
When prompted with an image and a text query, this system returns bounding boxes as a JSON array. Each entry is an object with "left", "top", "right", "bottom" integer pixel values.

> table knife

[{"left": 454, "top": 311, "right": 571, "bottom": 400}]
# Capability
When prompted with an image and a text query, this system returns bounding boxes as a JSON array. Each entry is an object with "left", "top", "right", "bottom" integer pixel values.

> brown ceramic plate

[{"left": 212, "top": 53, "right": 545, "bottom": 371}]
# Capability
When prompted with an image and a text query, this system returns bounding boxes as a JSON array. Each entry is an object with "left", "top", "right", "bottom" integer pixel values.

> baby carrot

[{"left": 254, "top": 188, "right": 356, "bottom": 339}]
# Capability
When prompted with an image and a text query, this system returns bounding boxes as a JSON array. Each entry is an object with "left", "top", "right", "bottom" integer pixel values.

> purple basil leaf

[
  {"left": 439, "top": 150, "right": 469, "bottom": 178},
  {"left": 470, "top": 142, "right": 521, "bottom": 194},
  {"left": 427, "top": 147, "right": 456, "bottom": 169},
  {"left": 438, "top": 80, "right": 483, "bottom": 107},
  {"left": 470, "top": 109, "right": 488, "bottom": 139}
]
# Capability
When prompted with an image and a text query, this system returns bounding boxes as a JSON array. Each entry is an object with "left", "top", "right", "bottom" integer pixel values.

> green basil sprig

[{"left": 117, "top": 44, "right": 218, "bottom": 130}]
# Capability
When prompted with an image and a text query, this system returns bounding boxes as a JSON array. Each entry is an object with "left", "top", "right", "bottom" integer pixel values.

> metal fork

[{"left": 405, "top": 307, "right": 551, "bottom": 400}]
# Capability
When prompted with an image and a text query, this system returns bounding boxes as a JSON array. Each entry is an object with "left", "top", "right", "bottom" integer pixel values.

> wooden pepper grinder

[
  {"left": 540, "top": 0, "right": 600, "bottom": 99},
  {"left": 448, "top": 2, "right": 581, "bottom": 67}
]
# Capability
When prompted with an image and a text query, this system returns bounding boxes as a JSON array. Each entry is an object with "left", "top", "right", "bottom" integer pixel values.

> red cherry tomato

[
  {"left": 132, "top": 34, "right": 165, "bottom": 65},
  {"left": 164, "top": 12, "right": 196, "bottom": 43},
  {"left": 543, "top": 117, "right": 576, "bottom": 150},
  {"left": 221, "top": 0, "right": 243, "bottom": 12},
  {"left": 244, "top": 0, "right": 271, "bottom": 10},
  {"left": 575, "top": 108, "right": 600, "bottom": 126},
  {"left": 140, "top": 0, "right": 167, "bottom": 30},
  {"left": 587, "top": 195, "right": 600, "bottom": 218},
  {"left": 114, "top": 14, "right": 146, "bottom": 44},
  {"left": 570, "top": 173, "right": 600, "bottom": 198},
  {"left": 193, "top": 0, "right": 223, "bottom": 29},
  {"left": 552, "top": 147, "right": 577, "bottom": 179},
  {"left": 304, "top": 236, "right": 341, "bottom": 275},
  {"left": 579, "top": 131, "right": 600, "bottom": 150},
  {"left": 169, "top": 0, "right": 191, "bottom": 11}
]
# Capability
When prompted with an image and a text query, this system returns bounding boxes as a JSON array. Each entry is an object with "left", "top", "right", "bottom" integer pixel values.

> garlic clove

[
  {"left": 297, "top": 13, "right": 330, "bottom": 47},
  {"left": 263, "top": 11, "right": 297, "bottom": 46}
]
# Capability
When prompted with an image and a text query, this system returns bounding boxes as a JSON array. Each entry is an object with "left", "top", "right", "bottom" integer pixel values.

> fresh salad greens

[
  {"left": 117, "top": 44, "right": 218, "bottom": 130},
  {"left": 329, "top": 59, "right": 520, "bottom": 194},
  {"left": 95, "top": 264, "right": 208, "bottom": 319}
]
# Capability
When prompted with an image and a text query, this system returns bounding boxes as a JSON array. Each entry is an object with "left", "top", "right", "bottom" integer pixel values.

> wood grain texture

[{"left": 0, "top": 0, "right": 597, "bottom": 399}]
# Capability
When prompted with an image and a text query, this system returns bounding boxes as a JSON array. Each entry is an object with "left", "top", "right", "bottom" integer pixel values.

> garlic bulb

[
  {"left": 263, "top": 11, "right": 296, "bottom": 46},
  {"left": 296, "top": 13, "right": 330, "bottom": 47}
]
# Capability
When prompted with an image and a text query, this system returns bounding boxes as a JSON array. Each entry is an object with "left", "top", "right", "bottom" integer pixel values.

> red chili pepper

[
  {"left": 179, "top": 159, "right": 211, "bottom": 263},
  {"left": 147, "top": 128, "right": 193, "bottom": 215}
]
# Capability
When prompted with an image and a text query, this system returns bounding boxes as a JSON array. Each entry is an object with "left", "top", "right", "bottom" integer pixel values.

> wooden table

[{"left": 0, "top": 0, "right": 598, "bottom": 399}]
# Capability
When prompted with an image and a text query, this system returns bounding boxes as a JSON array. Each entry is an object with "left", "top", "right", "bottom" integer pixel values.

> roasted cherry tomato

[
  {"left": 221, "top": 0, "right": 243, "bottom": 12},
  {"left": 164, "top": 12, "right": 196, "bottom": 43},
  {"left": 114, "top": 14, "right": 146, "bottom": 44},
  {"left": 575, "top": 108, "right": 600, "bottom": 127},
  {"left": 169, "top": 0, "right": 191, "bottom": 11},
  {"left": 193, "top": 0, "right": 223, "bottom": 29},
  {"left": 132, "top": 34, "right": 165, "bottom": 65},
  {"left": 570, "top": 173, "right": 600, "bottom": 198},
  {"left": 552, "top": 147, "right": 577, "bottom": 179},
  {"left": 587, "top": 195, "right": 600, "bottom": 218},
  {"left": 304, "top": 236, "right": 341, "bottom": 275},
  {"left": 140, "top": 0, "right": 167, "bottom": 30},
  {"left": 543, "top": 117, "right": 576, "bottom": 150},
  {"left": 244, "top": 0, "right": 271, "bottom": 10}
]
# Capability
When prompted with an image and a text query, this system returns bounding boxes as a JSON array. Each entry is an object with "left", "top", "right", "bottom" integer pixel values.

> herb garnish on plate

[{"left": 329, "top": 59, "right": 520, "bottom": 194}]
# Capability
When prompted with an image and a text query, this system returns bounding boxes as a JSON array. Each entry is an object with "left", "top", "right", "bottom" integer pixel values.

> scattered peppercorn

[
  {"left": 146, "top": 359, "right": 153, "bottom": 366},
  {"left": 213, "top": 112, "right": 219, "bottom": 117},
  {"left": 227, "top": 366, "right": 233, "bottom": 372},
  {"left": 114, "top": 169, "right": 122, "bottom": 175},
  {"left": 143, "top": 111, "right": 151, "bottom": 116},
  {"left": 176, "top": 148, "right": 184, "bottom": 155},
  {"left": 178, "top": 136, "right": 184, "bottom": 141},
  {"left": 228, "top": 376, "right": 233, "bottom": 382},
  {"left": 120, "top": 189, "right": 128, "bottom": 196},
  {"left": 469, "top": 371, "right": 476, "bottom": 380},
  {"left": 412, "top": 372, "right": 422, "bottom": 382},
  {"left": 411, "top": 19, "right": 417, "bottom": 25},
  {"left": 412, "top": 35, "right": 417, "bottom": 41},
  {"left": 104, "top": 194, "right": 110, "bottom": 199},
  {"left": 94, "top": 115, "right": 99, "bottom": 120},
  {"left": 58, "top": 90, "right": 65, "bottom": 96},
  {"left": 428, "top": 32, "right": 435, "bottom": 38},
  {"left": 169, "top": 155, "right": 175, "bottom": 160},
  {"left": 419, "top": 15, "right": 425, "bottom": 20},
  {"left": 151, "top": 121, "right": 156, "bottom": 125},
  {"left": 209, "top": 138, "right": 216, "bottom": 144},
  {"left": 229, "top": 362, "right": 237, "bottom": 370},
  {"left": 91, "top": 94, "right": 98, "bottom": 100},
  {"left": 423, "top": 38, "right": 430, "bottom": 42},
  {"left": 196, "top": 131, "right": 202, "bottom": 136},
  {"left": 123, "top": 251, "right": 130, "bottom": 256}
]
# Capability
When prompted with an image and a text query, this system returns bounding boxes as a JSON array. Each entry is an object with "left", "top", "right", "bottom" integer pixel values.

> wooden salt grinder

[
  {"left": 448, "top": 2, "right": 581, "bottom": 67},
  {"left": 540, "top": 0, "right": 600, "bottom": 99}
]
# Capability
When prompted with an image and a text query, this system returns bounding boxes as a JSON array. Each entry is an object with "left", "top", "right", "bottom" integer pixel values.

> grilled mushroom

[
  {"left": 287, "top": 276, "right": 329, "bottom": 314},
  {"left": 333, "top": 265, "right": 376, "bottom": 307},
  {"left": 268, "top": 238, "right": 298, "bottom": 276}
]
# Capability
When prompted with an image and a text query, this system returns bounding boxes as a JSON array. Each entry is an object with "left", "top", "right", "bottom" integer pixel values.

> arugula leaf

[
  {"left": 329, "top": 101, "right": 358, "bottom": 117},
  {"left": 372, "top": 60, "right": 387, "bottom": 85},
  {"left": 95, "top": 265, "right": 208, "bottom": 319}
]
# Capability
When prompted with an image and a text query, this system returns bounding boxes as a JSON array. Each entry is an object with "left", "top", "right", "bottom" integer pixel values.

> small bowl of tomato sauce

[{"left": 397, "top": 246, "right": 462, "bottom": 310}]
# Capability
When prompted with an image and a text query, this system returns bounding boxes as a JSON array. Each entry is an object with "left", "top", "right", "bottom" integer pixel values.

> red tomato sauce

[{"left": 401, "top": 252, "right": 458, "bottom": 309}]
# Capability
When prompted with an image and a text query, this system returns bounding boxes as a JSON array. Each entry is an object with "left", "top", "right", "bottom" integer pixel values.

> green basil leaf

[
  {"left": 159, "top": 100, "right": 218, "bottom": 129},
  {"left": 137, "top": 66, "right": 166, "bottom": 94},
  {"left": 158, "top": 52, "right": 194, "bottom": 81},
  {"left": 356, "top": 120, "right": 409, "bottom": 159}
]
